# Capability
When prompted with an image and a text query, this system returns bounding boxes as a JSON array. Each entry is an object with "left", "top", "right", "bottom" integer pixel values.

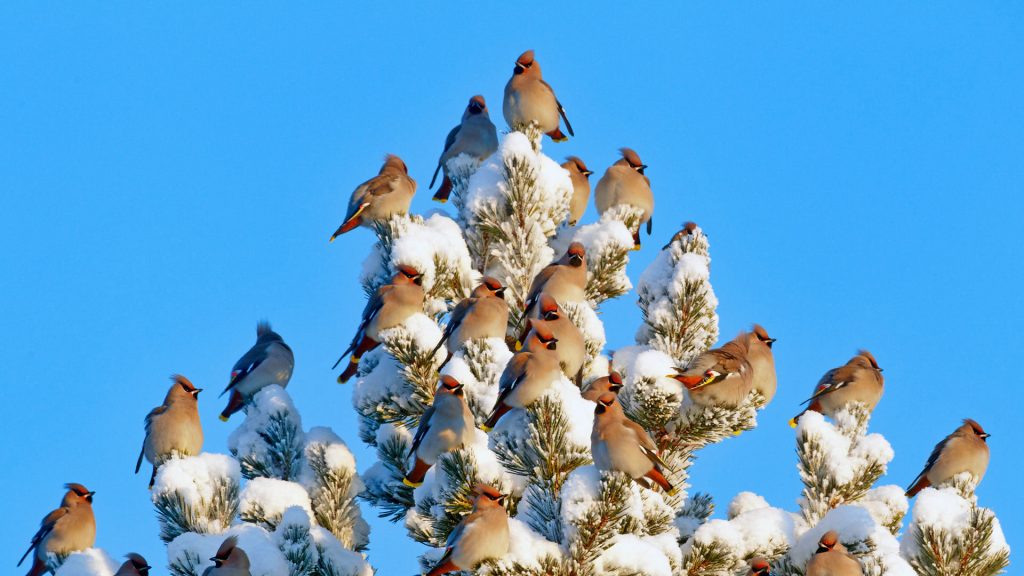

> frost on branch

[
  {"left": 52, "top": 549, "right": 118, "bottom": 576},
  {"left": 571, "top": 205, "right": 639, "bottom": 305},
  {"left": 460, "top": 131, "right": 572, "bottom": 329},
  {"left": 635, "top": 222, "right": 718, "bottom": 365},
  {"left": 229, "top": 385, "right": 305, "bottom": 481},
  {"left": 301, "top": 427, "right": 369, "bottom": 551},
  {"left": 902, "top": 474, "right": 1010, "bottom": 576},
  {"left": 152, "top": 453, "right": 241, "bottom": 543},
  {"left": 795, "top": 406, "right": 894, "bottom": 525}
]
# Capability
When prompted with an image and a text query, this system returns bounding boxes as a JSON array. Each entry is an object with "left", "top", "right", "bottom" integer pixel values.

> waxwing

[
  {"left": 594, "top": 148, "right": 654, "bottom": 249},
  {"left": 906, "top": 419, "right": 991, "bottom": 497},
  {"left": 591, "top": 393, "right": 675, "bottom": 494},
  {"left": 218, "top": 321, "right": 294, "bottom": 421},
  {"left": 136, "top": 375, "right": 203, "bottom": 488},
  {"left": 791, "top": 351, "right": 884, "bottom": 427},
  {"left": 403, "top": 376, "right": 477, "bottom": 487},
  {"left": 19, "top": 484, "right": 96, "bottom": 576},
  {"left": 502, "top": 50, "right": 574, "bottom": 142},
  {"left": 329, "top": 155, "right": 416, "bottom": 241},
  {"left": 431, "top": 95, "right": 499, "bottom": 203}
]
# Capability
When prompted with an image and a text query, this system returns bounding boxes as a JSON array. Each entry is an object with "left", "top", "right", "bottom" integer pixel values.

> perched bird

[
  {"left": 431, "top": 95, "right": 499, "bottom": 203},
  {"left": 403, "top": 376, "right": 477, "bottom": 488},
  {"left": 482, "top": 321, "right": 562, "bottom": 431},
  {"left": 523, "top": 242, "right": 587, "bottom": 318},
  {"left": 805, "top": 531, "right": 863, "bottom": 576},
  {"left": 114, "top": 553, "right": 151, "bottom": 576},
  {"left": 905, "top": 419, "right": 991, "bottom": 497},
  {"left": 18, "top": 484, "right": 96, "bottom": 576},
  {"left": 582, "top": 370, "right": 624, "bottom": 402},
  {"left": 591, "top": 393, "right": 676, "bottom": 494},
  {"left": 668, "top": 341, "right": 754, "bottom": 408},
  {"left": 518, "top": 294, "right": 585, "bottom": 384},
  {"left": 202, "top": 536, "right": 250, "bottom": 576},
  {"left": 733, "top": 324, "right": 777, "bottom": 403},
  {"left": 218, "top": 322, "right": 294, "bottom": 422},
  {"left": 662, "top": 221, "right": 699, "bottom": 250},
  {"left": 425, "top": 484, "right": 510, "bottom": 576},
  {"left": 562, "top": 156, "right": 593, "bottom": 225},
  {"left": 790, "top": 351, "right": 884, "bottom": 427},
  {"left": 431, "top": 277, "right": 509, "bottom": 366},
  {"left": 329, "top": 155, "right": 416, "bottom": 241},
  {"left": 594, "top": 148, "right": 654, "bottom": 249},
  {"left": 503, "top": 49, "right": 574, "bottom": 142},
  {"left": 334, "top": 265, "right": 425, "bottom": 384},
  {"left": 748, "top": 557, "right": 772, "bottom": 576},
  {"left": 136, "top": 375, "right": 204, "bottom": 488}
]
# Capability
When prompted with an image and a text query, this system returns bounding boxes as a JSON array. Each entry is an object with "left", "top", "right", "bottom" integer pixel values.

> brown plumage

[
  {"left": 791, "top": 351, "right": 884, "bottom": 427},
  {"left": 805, "top": 531, "right": 863, "bottom": 575},
  {"left": 733, "top": 324, "right": 777, "bottom": 403},
  {"left": 137, "top": 374, "right": 204, "bottom": 488},
  {"left": 906, "top": 419, "right": 991, "bottom": 497},
  {"left": 114, "top": 553, "right": 151, "bottom": 576},
  {"left": 747, "top": 557, "right": 771, "bottom": 576},
  {"left": 330, "top": 155, "right": 416, "bottom": 241},
  {"left": 503, "top": 50, "right": 574, "bottom": 142},
  {"left": 669, "top": 341, "right": 754, "bottom": 408},
  {"left": 482, "top": 321, "right": 562, "bottom": 431},
  {"left": 402, "top": 376, "right": 476, "bottom": 488},
  {"left": 425, "top": 485, "right": 510, "bottom": 575},
  {"left": 594, "top": 148, "right": 654, "bottom": 248},
  {"left": 591, "top": 393, "right": 675, "bottom": 494},
  {"left": 518, "top": 293, "right": 585, "bottom": 384},
  {"left": 662, "top": 221, "right": 699, "bottom": 250},
  {"left": 19, "top": 484, "right": 96, "bottom": 576},
  {"left": 335, "top": 265, "right": 425, "bottom": 383},
  {"left": 523, "top": 242, "right": 587, "bottom": 317},
  {"left": 562, "top": 156, "right": 593, "bottom": 225},
  {"left": 582, "top": 370, "right": 624, "bottom": 402},
  {"left": 431, "top": 277, "right": 509, "bottom": 367}
]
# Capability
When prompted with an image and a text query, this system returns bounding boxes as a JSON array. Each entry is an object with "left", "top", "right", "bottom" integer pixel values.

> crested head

[
  {"left": 564, "top": 242, "right": 586, "bottom": 267},
  {"left": 594, "top": 392, "right": 618, "bottom": 415},
  {"left": 65, "top": 483, "right": 95, "bottom": 504},
  {"left": 438, "top": 375, "right": 463, "bottom": 395},
  {"left": 962, "top": 418, "right": 990, "bottom": 440},
  {"left": 170, "top": 374, "right": 201, "bottom": 400},
  {"left": 752, "top": 324, "right": 770, "bottom": 341},
  {"left": 749, "top": 557, "right": 770, "bottom": 574},
  {"left": 528, "top": 319, "right": 557, "bottom": 347},
  {"left": 211, "top": 535, "right": 250, "bottom": 569},
  {"left": 214, "top": 535, "right": 238, "bottom": 559},
  {"left": 473, "top": 276, "right": 505, "bottom": 298},
  {"left": 857, "top": 349, "right": 881, "bottom": 370},
  {"left": 564, "top": 156, "right": 591, "bottom": 176},
  {"left": 473, "top": 484, "right": 506, "bottom": 508},
  {"left": 394, "top": 264, "right": 423, "bottom": 285},
  {"left": 818, "top": 530, "right": 839, "bottom": 550},
  {"left": 516, "top": 50, "right": 535, "bottom": 66},
  {"left": 124, "top": 553, "right": 150, "bottom": 574},
  {"left": 468, "top": 94, "right": 487, "bottom": 112},
  {"left": 620, "top": 147, "right": 644, "bottom": 168},
  {"left": 382, "top": 154, "right": 409, "bottom": 174},
  {"left": 513, "top": 49, "right": 539, "bottom": 76},
  {"left": 256, "top": 320, "right": 281, "bottom": 340},
  {"left": 538, "top": 293, "right": 560, "bottom": 318},
  {"left": 608, "top": 370, "right": 623, "bottom": 386},
  {"left": 683, "top": 221, "right": 698, "bottom": 234}
]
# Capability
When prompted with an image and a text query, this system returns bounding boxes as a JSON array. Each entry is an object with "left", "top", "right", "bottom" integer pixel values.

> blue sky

[{"left": 2, "top": 3, "right": 1021, "bottom": 574}]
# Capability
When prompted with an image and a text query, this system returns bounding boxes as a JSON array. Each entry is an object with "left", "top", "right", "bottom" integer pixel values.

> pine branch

[
  {"left": 306, "top": 443, "right": 368, "bottom": 551},
  {"left": 491, "top": 396, "right": 591, "bottom": 490},
  {"left": 565, "top": 472, "right": 634, "bottom": 576},
  {"left": 153, "top": 476, "right": 239, "bottom": 543},
  {"left": 234, "top": 410, "right": 305, "bottom": 482}
]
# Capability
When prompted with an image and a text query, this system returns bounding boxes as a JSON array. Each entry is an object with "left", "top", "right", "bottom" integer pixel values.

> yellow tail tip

[
  {"left": 480, "top": 424, "right": 493, "bottom": 433},
  {"left": 433, "top": 197, "right": 448, "bottom": 204},
  {"left": 514, "top": 341, "right": 523, "bottom": 351},
  {"left": 631, "top": 245, "right": 642, "bottom": 252},
  {"left": 336, "top": 375, "right": 346, "bottom": 384},
  {"left": 788, "top": 418, "right": 797, "bottom": 428},
  {"left": 402, "top": 477, "right": 422, "bottom": 488},
  {"left": 732, "top": 430, "right": 742, "bottom": 436},
  {"left": 667, "top": 487, "right": 678, "bottom": 496},
  {"left": 329, "top": 236, "right": 336, "bottom": 243},
  {"left": 219, "top": 414, "right": 229, "bottom": 422}
]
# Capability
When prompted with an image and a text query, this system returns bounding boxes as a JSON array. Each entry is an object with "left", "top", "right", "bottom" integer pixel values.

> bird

[
  {"left": 668, "top": 341, "right": 754, "bottom": 408},
  {"left": 481, "top": 321, "right": 562, "bottom": 431},
  {"left": 594, "top": 148, "right": 654, "bottom": 249},
  {"left": 114, "top": 553, "right": 152, "bottom": 576},
  {"left": 403, "top": 376, "right": 477, "bottom": 488},
  {"left": 502, "top": 49, "right": 574, "bottom": 142},
  {"left": 425, "top": 484, "right": 510, "bottom": 576},
  {"left": 329, "top": 155, "right": 416, "bottom": 241},
  {"left": 431, "top": 95, "right": 499, "bottom": 203},
  {"left": 562, "top": 156, "right": 593, "bottom": 225},
  {"left": 905, "top": 419, "right": 991, "bottom": 497},
  {"left": 136, "top": 375, "right": 204, "bottom": 488},
  {"left": 805, "top": 531, "right": 863, "bottom": 576},
  {"left": 582, "top": 370, "right": 624, "bottom": 402},
  {"left": 790, "top": 351, "right": 884, "bottom": 427},
  {"left": 18, "top": 484, "right": 96, "bottom": 576},
  {"left": 662, "top": 221, "right": 700, "bottom": 250},
  {"left": 431, "top": 277, "right": 509, "bottom": 367},
  {"left": 747, "top": 557, "right": 772, "bottom": 576},
  {"left": 202, "top": 536, "right": 250, "bottom": 576},
  {"left": 517, "top": 293, "right": 585, "bottom": 385},
  {"left": 733, "top": 324, "right": 777, "bottom": 403},
  {"left": 591, "top": 393, "right": 676, "bottom": 494},
  {"left": 218, "top": 321, "right": 294, "bottom": 422},
  {"left": 334, "top": 265, "right": 425, "bottom": 384},
  {"left": 523, "top": 242, "right": 587, "bottom": 318}
]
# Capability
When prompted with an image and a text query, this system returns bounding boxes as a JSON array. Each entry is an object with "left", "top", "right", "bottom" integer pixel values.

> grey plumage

[
  {"left": 218, "top": 322, "right": 294, "bottom": 421},
  {"left": 202, "top": 536, "right": 251, "bottom": 576}
]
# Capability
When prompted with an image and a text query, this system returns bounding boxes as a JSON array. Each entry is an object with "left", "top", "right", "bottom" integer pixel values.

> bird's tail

[
  {"left": 432, "top": 176, "right": 453, "bottom": 203},
  {"left": 905, "top": 475, "right": 931, "bottom": 497},
  {"left": 481, "top": 403, "right": 511, "bottom": 432},
  {"left": 17, "top": 542, "right": 36, "bottom": 568},
  {"left": 546, "top": 127, "right": 569, "bottom": 143},
  {"left": 425, "top": 550, "right": 458, "bottom": 576},
  {"left": 645, "top": 468, "right": 677, "bottom": 496},
  {"left": 402, "top": 458, "right": 432, "bottom": 488}
]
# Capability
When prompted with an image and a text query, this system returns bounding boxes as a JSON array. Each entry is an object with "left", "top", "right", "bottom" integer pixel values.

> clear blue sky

[{"left": 2, "top": 3, "right": 1021, "bottom": 574}]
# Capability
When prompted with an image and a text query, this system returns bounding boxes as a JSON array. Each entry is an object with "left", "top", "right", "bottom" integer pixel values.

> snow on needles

[
  {"left": 152, "top": 452, "right": 240, "bottom": 507},
  {"left": 228, "top": 385, "right": 303, "bottom": 462},
  {"left": 240, "top": 477, "right": 313, "bottom": 526},
  {"left": 53, "top": 549, "right": 117, "bottom": 576}
]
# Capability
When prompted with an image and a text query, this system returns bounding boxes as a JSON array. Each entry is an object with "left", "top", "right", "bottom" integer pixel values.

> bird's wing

[
  {"left": 18, "top": 507, "right": 68, "bottom": 566},
  {"left": 409, "top": 406, "right": 435, "bottom": 456},
  {"left": 221, "top": 341, "right": 269, "bottom": 396},
  {"left": 431, "top": 125, "right": 461, "bottom": 188},
  {"left": 907, "top": 435, "right": 951, "bottom": 492},
  {"left": 800, "top": 367, "right": 850, "bottom": 405},
  {"left": 541, "top": 79, "right": 574, "bottom": 137},
  {"left": 442, "top": 298, "right": 474, "bottom": 340},
  {"left": 333, "top": 285, "right": 391, "bottom": 368},
  {"left": 137, "top": 404, "right": 166, "bottom": 473},
  {"left": 498, "top": 353, "right": 531, "bottom": 394},
  {"left": 525, "top": 266, "right": 557, "bottom": 309},
  {"left": 623, "top": 419, "right": 670, "bottom": 469}
]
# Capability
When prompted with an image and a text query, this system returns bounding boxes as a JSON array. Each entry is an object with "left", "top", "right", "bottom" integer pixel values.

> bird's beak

[
  {"left": 640, "top": 164, "right": 649, "bottom": 170},
  {"left": 981, "top": 433, "right": 991, "bottom": 439},
  {"left": 88, "top": 491, "right": 96, "bottom": 496},
  {"left": 569, "top": 254, "right": 583, "bottom": 266},
  {"left": 766, "top": 338, "right": 777, "bottom": 344},
  {"left": 495, "top": 287, "right": 506, "bottom": 298},
  {"left": 583, "top": 170, "right": 593, "bottom": 177},
  {"left": 878, "top": 368, "right": 884, "bottom": 372}
]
